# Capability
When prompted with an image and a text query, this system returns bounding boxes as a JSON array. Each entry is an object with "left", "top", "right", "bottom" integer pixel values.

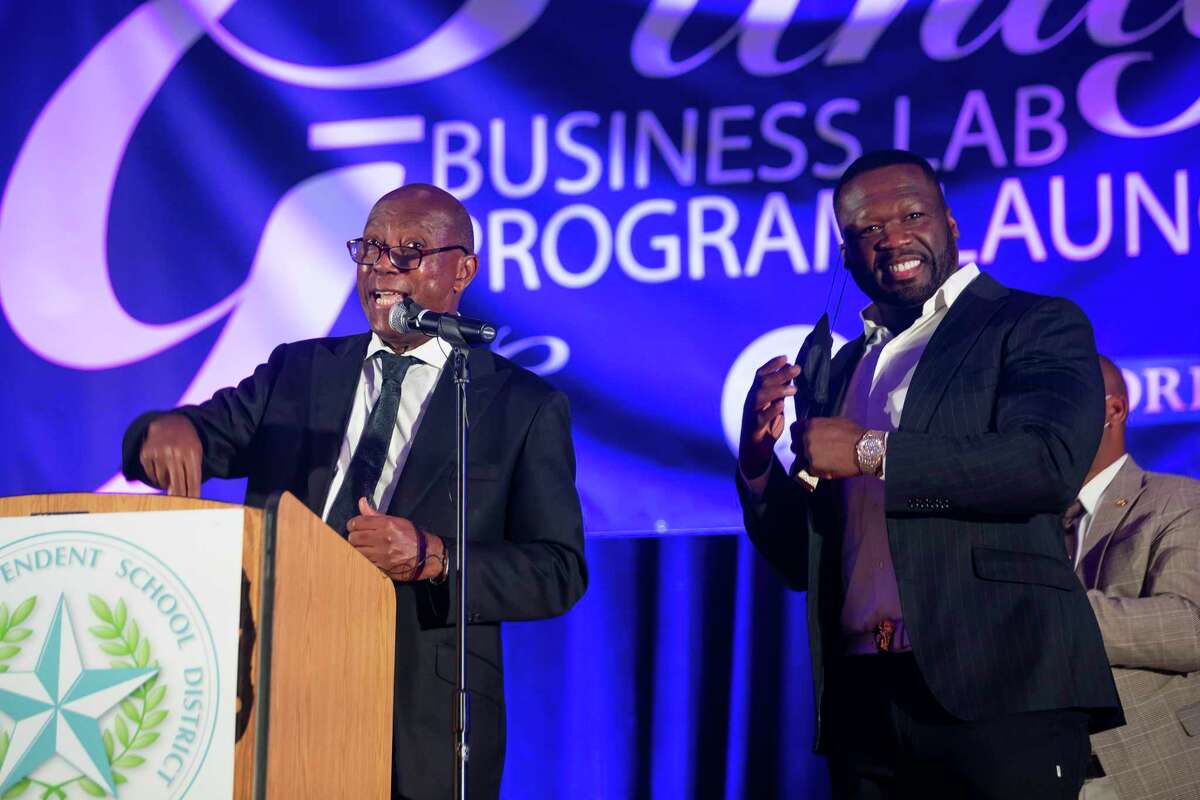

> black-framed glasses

[{"left": 346, "top": 238, "right": 470, "bottom": 271}]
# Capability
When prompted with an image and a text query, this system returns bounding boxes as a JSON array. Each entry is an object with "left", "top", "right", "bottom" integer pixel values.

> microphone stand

[{"left": 437, "top": 315, "right": 471, "bottom": 800}]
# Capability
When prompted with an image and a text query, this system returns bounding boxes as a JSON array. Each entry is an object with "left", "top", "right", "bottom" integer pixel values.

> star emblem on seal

[{"left": 0, "top": 594, "right": 158, "bottom": 795}]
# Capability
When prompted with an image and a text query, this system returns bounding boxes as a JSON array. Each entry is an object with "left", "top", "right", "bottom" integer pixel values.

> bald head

[
  {"left": 1098, "top": 354, "right": 1127, "bottom": 400},
  {"left": 367, "top": 183, "right": 474, "bottom": 252},
  {"left": 356, "top": 183, "right": 480, "bottom": 352}
]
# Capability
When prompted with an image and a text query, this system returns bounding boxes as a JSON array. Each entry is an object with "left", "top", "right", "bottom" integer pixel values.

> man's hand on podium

[
  {"left": 140, "top": 413, "right": 203, "bottom": 497},
  {"left": 346, "top": 497, "right": 447, "bottom": 582}
]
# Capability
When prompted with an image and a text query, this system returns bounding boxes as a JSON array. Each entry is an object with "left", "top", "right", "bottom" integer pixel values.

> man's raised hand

[
  {"left": 739, "top": 356, "right": 801, "bottom": 480},
  {"left": 791, "top": 416, "right": 867, "bottom": 480}
]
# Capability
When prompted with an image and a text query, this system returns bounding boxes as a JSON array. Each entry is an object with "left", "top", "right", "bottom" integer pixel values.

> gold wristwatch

[{"left": 855, "top": 430, "right": 886, "bottom": 478}]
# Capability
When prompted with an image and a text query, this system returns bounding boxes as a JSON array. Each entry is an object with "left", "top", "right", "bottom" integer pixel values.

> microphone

[{"left": 388, "top": 297, "right": 497, "bottom": 344}]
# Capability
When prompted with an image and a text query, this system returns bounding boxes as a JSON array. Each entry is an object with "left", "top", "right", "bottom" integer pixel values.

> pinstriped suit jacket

[
  {"left": 738, "top": 272, "right": 1124, "bottom": 750},
  {"left": 1080, "top": 458, "right": 1200, "bottom": 800}
]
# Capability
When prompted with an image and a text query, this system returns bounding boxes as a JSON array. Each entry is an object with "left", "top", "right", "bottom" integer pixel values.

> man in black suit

[
  {"left": 122, "top": 184, "right": 587, "bottom": 799},
  {"left": 737, "top": 150, "right": 1122, "bottom": 798}
]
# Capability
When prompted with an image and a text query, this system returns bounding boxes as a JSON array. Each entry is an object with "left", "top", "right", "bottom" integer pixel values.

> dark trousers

[{"left": 824, "top": 653, "right": 1090, "bottom": 800}]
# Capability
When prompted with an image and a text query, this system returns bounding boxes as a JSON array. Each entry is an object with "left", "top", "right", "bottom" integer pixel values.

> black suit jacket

[
  {"left": 738, "top": 273, "right": 1123, "bottom": 748},
  {"left": 123, "top": 333, "right": 588, "bottom": 799}
]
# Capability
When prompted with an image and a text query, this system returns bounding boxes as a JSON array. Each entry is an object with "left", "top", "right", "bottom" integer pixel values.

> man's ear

[
  {"left": 1108, "top": 392, "right": 1129, "bottom": 426},
  {"left": 946, "top": 208, "right": 960, "bottom": 239},
  {"left": 454, "top": 253, "right": 478, "bottom": 294}
]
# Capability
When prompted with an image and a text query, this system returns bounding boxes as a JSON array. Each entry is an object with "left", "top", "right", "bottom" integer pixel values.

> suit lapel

[
  {"left": 1078, "top": 458, "right": 1147, "bottom": 584},
  {"left": 387, "top": 348, "right": 511, "bottom": 518},
  {"left": 900, "top": 273, "right": 1008, "bottom": 432},
  {"left": 305, "top": 334, "right": 371, "bottom": 515}
]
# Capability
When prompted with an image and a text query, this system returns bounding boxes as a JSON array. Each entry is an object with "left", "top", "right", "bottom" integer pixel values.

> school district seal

[{"left": 0, "top": 529, "right": 223, "bottom": 799}]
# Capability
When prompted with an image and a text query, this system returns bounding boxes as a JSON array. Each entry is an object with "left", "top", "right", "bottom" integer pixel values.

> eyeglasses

[{"left": 346, "top": 238, "right": 470, "bottom": 271}]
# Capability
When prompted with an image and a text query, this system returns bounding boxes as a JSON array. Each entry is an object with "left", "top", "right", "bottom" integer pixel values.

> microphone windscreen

[{"left": 387, "top": 302, "right": 409, "bottom": 334}]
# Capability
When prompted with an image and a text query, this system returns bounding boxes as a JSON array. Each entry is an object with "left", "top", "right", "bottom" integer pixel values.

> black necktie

[
  {"left": 1062, "top": 499, "right": 1085, "bottom": 565},
  {"left": 326, "top": 352, "right": 416, "bottom": 536}
]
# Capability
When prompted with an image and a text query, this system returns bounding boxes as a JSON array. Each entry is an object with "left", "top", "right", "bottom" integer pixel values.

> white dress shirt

[
  {"left": 1070, "top": 453, "right": 1130, "bottom": 568},
  {"left": 320, "top": 333, "right": 449, "bottom": 521},
  {"left": 743, "top": 263, "right": 982, "bottom": 654},
  {"left": 837, "top": 263, "right": 980, "bottom": 653}
]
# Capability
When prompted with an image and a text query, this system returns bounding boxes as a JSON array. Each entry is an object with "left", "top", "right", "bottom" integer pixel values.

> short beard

[{"left": 884, "top": 239, "right": 959, "bottom": 309}]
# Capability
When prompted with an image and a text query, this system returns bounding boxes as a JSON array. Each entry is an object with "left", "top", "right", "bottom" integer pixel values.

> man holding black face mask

[{"left": 737, "top": 150, "right": 1123, "bottom": 798}]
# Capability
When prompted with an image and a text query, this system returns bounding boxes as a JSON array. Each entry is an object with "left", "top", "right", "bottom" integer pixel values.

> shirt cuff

[
  {"left": 739, "top": 464, "right": 771, "bottom": 497},
  {"left": 880, "top": 432, "right": 888, "bottom": 480}
]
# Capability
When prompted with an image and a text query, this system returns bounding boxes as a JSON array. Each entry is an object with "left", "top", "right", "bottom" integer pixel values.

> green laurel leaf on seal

[
  {"left": 0, "top": 731, "right": 31, "bottom": 796},
  {"left": 76, "top": 777, "right": 105, "bottom": 797},
  {"left": 0, "top": 731, "right": 28, "bottom": 796},
  {"left": 0, "top": 777, "right": 31, "bottom": 798},
  {"left": 0, "top": 596, "right": 36, "bottom": 673},
  {"left": 83, "top": 595, "right": 172, "bottom": 795}
]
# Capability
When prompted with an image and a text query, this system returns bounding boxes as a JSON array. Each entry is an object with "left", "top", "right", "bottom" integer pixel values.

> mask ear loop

[
  {"left": 828, "top": 247, "right": 849, "bottom": 332},
  {"left": 787, "top": 243, "right": 847, "bottom": 489},
  {"left": 813, "top": 236, "right": 849, "bottom": 340}
]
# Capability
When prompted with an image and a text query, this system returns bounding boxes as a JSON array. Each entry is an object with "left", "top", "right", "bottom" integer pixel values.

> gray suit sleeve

[{"left": 1089, "top": 499, "right": 1200, "bottom": 673}]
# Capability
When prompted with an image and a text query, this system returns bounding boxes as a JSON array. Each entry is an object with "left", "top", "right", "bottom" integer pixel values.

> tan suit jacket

[{"left": 1079, "top": 457, "right": 1200, "bottom": 800}]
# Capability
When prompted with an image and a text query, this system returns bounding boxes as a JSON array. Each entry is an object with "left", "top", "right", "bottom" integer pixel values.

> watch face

[{"left": 858, "top": 434, "right": 885, "bottom": 474}]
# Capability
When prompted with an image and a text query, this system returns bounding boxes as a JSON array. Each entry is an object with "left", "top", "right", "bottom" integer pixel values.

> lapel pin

[{"left": 1115, "top": 498, "right": 1128, "bottom": 507}]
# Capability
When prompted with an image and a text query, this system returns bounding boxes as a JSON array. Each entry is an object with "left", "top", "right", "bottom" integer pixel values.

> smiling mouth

[
  {"left": 371, "top": 290, "right": 407, "bottom": 308},
  {"left": 881, "top": 258, "right": 923, "bottom": 280}
]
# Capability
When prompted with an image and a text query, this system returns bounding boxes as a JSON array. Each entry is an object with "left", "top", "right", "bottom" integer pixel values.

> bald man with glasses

[{"left": 123, "top": 184, "right": 588, "bottom": 800}]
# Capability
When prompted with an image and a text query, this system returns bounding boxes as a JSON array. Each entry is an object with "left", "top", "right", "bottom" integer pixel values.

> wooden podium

[{"left": 0, "top": 491, "right": 396, "bottom": 799}]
